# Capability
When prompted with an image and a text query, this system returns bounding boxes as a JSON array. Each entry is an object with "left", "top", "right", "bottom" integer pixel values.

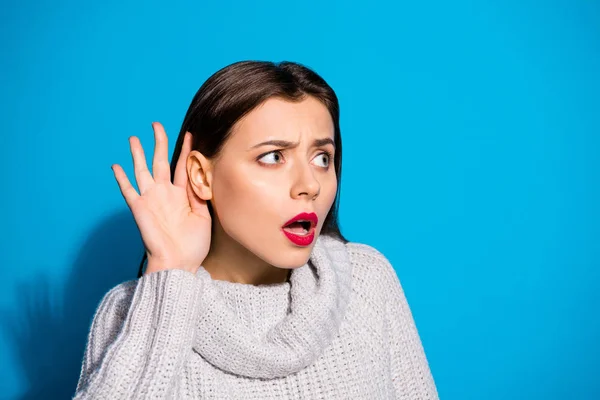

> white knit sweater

[{"left": 73, "top": 234, "right": 438, "bottom": 399}]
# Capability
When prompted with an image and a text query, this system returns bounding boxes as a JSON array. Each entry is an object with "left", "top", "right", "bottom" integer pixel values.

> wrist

[{"left": 145, "top": 258, "right": 199, "bottom": 275}]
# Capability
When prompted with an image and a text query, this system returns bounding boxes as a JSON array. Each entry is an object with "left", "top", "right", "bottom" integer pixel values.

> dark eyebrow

[{"left": 249, "top": 137, "right": 335, "bottom": 150}]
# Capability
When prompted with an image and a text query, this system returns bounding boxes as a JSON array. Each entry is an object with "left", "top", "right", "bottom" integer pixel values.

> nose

[{"left": 290, "top": 161, "right": 321, "bottom": 200}]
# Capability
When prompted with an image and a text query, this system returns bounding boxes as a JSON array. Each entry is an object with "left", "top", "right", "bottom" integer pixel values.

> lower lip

[{"left": 281, "top": 227, "right": 315, "bottom": 246}]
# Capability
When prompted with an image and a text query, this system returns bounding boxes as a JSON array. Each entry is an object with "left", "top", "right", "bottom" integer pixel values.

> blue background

[{"left": 1, "top": 0, "right": 598, "bottom": 398}]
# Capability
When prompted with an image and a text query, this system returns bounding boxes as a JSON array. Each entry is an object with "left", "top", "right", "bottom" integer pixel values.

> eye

[
  {"left": 313, "top": 151, "right": 332, "bottom": 168},
  {"left": 257, "top": 150, "right": 284, "bottom": 165}
]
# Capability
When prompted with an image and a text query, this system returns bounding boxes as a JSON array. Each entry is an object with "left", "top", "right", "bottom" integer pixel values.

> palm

[
  {"left": 129, "top": 180, "right": 211, "bottom": 270},
  {"left": 112, "top": 122, "right": 211, "bottom": 274}
]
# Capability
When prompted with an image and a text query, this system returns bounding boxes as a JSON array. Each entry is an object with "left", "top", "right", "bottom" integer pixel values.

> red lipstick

[{"left": 281, "top": 212, "right": 318, "bottom": 246}]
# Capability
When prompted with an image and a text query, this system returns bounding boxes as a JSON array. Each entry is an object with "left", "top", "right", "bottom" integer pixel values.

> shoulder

[
  {"left": 340, "top": 240, "right": 407, "bottom": 308},
  {"left": 343, "top": 241, "right": 418, "bottom": 327},
  {"left": 345, "top": 241, "right": 389, "bottom": 264},
  {"left": 345, "top": 241, "right": 399, "bottom": 285}
]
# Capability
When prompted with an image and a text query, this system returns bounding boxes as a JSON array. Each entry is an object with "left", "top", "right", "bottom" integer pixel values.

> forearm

[{"left": 74, "top": 269, "right": 204, "bottom": 399}]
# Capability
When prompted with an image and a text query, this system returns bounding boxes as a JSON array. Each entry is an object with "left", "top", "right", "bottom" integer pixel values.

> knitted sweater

[{"left": 73, "top": 234, "right": 438, "bottom": 399}]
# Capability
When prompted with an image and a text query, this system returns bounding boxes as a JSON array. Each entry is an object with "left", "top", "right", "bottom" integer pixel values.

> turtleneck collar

[{"left": 193, "top": 234, "right": 353, "bottom": 379}]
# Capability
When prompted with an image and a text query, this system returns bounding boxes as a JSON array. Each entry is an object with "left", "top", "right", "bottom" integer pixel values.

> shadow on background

[{"left": 1, "top": 210, "right": 143, "bottom": 399}]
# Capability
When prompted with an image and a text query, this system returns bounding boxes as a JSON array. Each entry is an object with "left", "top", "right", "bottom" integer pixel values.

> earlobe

[{"left": 186, "top": 151, "right": 213, "bottom": 201}]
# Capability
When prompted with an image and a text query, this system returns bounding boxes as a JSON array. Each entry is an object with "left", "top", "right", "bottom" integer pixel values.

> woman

[{"left": 73, "top": 61, "right": 439, "bottom": 399}]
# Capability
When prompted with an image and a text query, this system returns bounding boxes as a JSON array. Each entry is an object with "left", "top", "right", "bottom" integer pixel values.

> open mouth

[
  {"left": 281, "top": 212, "right": 318, "bottom": 239},
  {"left": 282, "top": 220, "right": 314, "bottom": 236}
]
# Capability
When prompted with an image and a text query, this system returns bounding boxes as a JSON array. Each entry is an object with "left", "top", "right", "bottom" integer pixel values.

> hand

[{"left": 111, "top": 122, "right": 211, "bottom": 275}]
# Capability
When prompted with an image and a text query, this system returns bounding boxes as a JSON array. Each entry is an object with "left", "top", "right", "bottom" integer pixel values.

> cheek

[
  {"left": 211, "top": 168, "right": 286, "bottom": 238},
  {"left": 317, "top": 176, "right": 338, "bottom": 227},
  {"left": 324, "top": 175, "right": 338, "bottom": 205},
  {"left": 211, "top": 165, "right": 338, "bottom": 264}
]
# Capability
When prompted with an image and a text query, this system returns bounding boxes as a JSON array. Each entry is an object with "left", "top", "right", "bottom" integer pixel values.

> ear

[{"left": 187, "top": 150, "right": 213, "bottom": 201}]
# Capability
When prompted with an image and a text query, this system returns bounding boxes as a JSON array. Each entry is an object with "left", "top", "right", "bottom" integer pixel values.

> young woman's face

[{"left": 208, "top": 95, "right": 338, "bottom": 269}]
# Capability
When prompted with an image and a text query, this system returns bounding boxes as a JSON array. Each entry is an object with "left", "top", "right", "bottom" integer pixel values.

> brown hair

[{"left": 137, "top": 61, "right": 347, "bottom": 278}]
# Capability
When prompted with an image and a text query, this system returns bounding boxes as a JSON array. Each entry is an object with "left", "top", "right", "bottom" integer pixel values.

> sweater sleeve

[
  {"left": 379, "top": 253, "right": 439, "bottom": 400},
  {"left": 73, "top": 268, "right": 205, "bottom": 400}
]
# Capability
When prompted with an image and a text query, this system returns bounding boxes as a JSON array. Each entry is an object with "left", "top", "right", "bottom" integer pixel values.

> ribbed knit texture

[{"left": 74, "top": 235, "right": 438, "bottom": 399}]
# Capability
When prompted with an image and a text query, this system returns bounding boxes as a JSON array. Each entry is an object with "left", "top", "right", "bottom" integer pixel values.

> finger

[
  {"left": 151, "top": 122, "right": 171, "bottom": 184},
  {"left": 174, "top": 131, "right": 192, "bottom": 188},
  {"left": 112, "top": 164, "right": 140, "bottom": 206},
  {"left": 129, "top": 136, "right": 154, "bottom": 193}
]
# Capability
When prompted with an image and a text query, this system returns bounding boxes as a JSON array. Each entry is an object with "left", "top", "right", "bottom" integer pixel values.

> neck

[
  {"left": 202, "top": 224, "right": 291, "bottom": 285},
  {"left": 192, "top": 234, "right": 353, "bottom": 378}
]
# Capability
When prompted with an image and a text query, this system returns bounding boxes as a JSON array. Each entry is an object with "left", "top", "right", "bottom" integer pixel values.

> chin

[
  {"left": 268, "top": 251, "right": 312, "bottom": 270},
  {"left": 260, "top": 237, "right": 315, "bottom": 270},
  {"left": 235, "top": 229, "right": 319, "bottom": 270}
]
